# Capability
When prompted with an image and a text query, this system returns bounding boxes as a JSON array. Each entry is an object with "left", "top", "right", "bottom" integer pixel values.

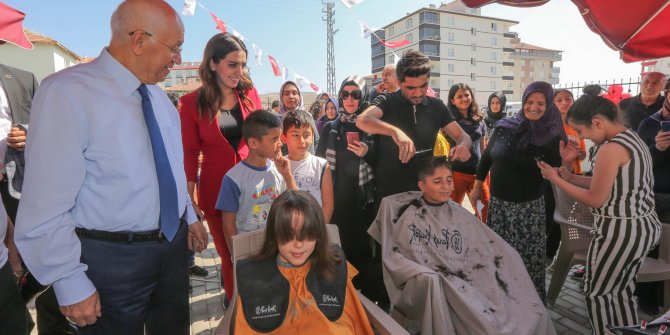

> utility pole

[{"left": 322, "top": 1, "right": 336, "bottom": 95}]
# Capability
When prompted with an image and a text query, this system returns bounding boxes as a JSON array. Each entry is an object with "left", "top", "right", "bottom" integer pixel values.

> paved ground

[{"left": 28, "top": 217, "right": 665, "bottom": 335}]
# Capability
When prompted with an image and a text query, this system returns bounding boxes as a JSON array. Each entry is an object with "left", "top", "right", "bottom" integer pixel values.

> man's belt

[{"left": 75, "top": 227, "right": 166, "bottom": 242}]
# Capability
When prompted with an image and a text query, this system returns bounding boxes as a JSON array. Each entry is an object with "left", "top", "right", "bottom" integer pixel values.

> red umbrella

[
  {"left": 0, "top": 2, "right": 33, "bottom": 49},
  {"left": 461, "top": 0, "right": 670, "bottom": 62}
]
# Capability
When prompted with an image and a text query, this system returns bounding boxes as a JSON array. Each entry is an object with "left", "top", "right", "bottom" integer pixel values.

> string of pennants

[{"left": 181, "top": 0, "right": 409, "bottom": 93}]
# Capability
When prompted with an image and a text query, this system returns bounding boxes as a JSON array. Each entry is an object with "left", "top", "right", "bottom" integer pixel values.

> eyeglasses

[
  {"left": 340, "top": 90, "right": 362, "bottom": 100},
  {"left": 129, "top": 30, "right": 182, "bottom": 57}
]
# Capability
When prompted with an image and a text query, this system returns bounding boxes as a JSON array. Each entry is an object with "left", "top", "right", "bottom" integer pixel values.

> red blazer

[{"left": 179, "top": 87, "right": 262, "bottom": 216}]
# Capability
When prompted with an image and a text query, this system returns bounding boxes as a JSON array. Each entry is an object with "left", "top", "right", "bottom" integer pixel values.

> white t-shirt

[{"left": 290, "top": 154, "right": 328, "bottom": 206}]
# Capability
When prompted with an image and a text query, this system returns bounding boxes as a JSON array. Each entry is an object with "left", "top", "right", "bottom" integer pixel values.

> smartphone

[
  {"left": 662, "top": 121, "right": 670, "bottom": 132},
  {"left": 346, "top": 132, "right": 360, "bottom": 145}
]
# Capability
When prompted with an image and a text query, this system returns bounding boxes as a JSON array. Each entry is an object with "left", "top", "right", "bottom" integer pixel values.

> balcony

[
  {"left": 420, "top": 34, "right": 441, "bottom": 41},
  {"left": 551, "top": 67, "right": 561, "bottom": 73},
  {"left": 503, "top": 32, "right": 517, "bottom": 38},
  {"left": 502, "top": 47, "right": 515, "bottom": 53},
  {"left": 502, "top": 61, "right": 515, "bottom": 66},
  {"left": 502, "top": 75, "right": 514, "bottom": 80},
  {"left": 511, "top": 50, "right": 563, "bottom": 61}
]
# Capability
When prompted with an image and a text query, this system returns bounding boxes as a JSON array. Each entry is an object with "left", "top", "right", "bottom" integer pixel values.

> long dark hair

[
  {"left": 257, "top": 191, "right": 339, "bottom": 279},
  {"left": 567, "top": 93, "right": 619, "bottom": 126},
  {"left": 447, "top": 83, "right": 482, "bottom": 123},
  {"left": 197, "top": 33, "right": 254, "bottom": 120}
]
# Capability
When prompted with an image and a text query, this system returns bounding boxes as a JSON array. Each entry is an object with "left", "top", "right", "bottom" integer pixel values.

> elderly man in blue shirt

[{"left": 14, "top": 0, "right": 208, "bottom": 334}]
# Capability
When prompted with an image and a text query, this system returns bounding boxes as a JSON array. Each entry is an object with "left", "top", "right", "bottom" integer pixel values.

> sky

[{"left": 5, "top": 0, "right": 644, "bottom": 94}]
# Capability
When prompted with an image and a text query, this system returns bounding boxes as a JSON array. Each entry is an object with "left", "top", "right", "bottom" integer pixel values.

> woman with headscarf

[
  {"left": 278, "top": 80, "right": 319, "bottom": 152},
  {"left": 484, "top": 91, "right": 507, "bottom": 142},
  {"left": 316, "top": 97, "right": 338, "bottom": 134},
  {"left": 470, "top": 81, "right": 568, "bottom": 302},
  {"left": 179, "top": 33, "right": 261, "bottom": 302},
  {"left": 316, "top": 75, "right": 380, "bottom": 302}
]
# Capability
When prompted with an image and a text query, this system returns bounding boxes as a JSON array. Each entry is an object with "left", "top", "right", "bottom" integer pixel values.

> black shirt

[
  {"left": 476, "top": 127, "right": 562, "bottom": 203},
  {"left": 219, "top": 104, "right": 243, "bottom": 151},
  {"left": 447, "top": 114, "right": 485, "bottom": 175},
  {"left": 638, "top": 112, "right": 670, "bottom": 193},
  {"left": 371, "top": 91, "right": 455, "bottom": 198},
  {"left": 618, "top": 95, "right": 664, "bottom": 132}
]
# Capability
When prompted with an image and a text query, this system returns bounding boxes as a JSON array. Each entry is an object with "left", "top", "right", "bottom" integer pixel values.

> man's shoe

[{"left": 189, "top": 265, "right": 209, "bottom": 277}]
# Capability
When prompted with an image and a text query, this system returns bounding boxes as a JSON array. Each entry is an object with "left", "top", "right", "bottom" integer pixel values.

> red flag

[
  {"left": 209, "top": 12, "right": 227, "bottom": 33},
  {"left": 380, "top": 39, "right": 410, "bottom": 48},
  {"left": 310, "top": 83, "right": 319, "bottom": 92},
  {"left": 268, "top": 55, "right": 281, "bottom": 76},
  {"left": 0, "top": 3, "right": 33, "bottom": 49}
]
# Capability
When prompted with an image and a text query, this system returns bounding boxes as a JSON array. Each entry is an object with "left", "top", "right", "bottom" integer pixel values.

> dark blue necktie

[{"left": 138, "top": 84, "right": 179, "bottom": 241}]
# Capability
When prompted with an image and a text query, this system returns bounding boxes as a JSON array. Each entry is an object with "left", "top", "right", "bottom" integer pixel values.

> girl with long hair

[
  {"left": 232, "top": 191, "right": 374, "bottom": 334},
  {"left": 539, "top": 93, "right": 661, "bottom": 334}
]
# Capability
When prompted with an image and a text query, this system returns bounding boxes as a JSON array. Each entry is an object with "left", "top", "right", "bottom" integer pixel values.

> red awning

[
  {"left": 0, "top": 3, "right": 33, "bottom": 50},
  {"left": 461, "top": 0, "right": 670, "bottom": 63}
]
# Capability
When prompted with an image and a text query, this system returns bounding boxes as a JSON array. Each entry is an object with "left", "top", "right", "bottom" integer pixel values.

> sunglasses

[{"left": 340, "top": 90, "right": 362, "bottom": 100}]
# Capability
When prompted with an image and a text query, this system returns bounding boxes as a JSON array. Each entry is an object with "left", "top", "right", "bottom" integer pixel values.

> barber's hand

[
  {"left": 60, "top": 292, "right": 101, "bottom": 328},
  {"left": 449, "top": 145, "right": 471, "bottom": 162},
  {"left": 188, "top": 221, "right": 208, "bottom": 253},
  {"left": 655, "top": 131, "right": 670, "bottom": 152},
  {"left": 347, "top": 141, "right": 368, "bottom": 157},
  {"left": 391, "top": 129, "right": 415, "bottom": 163},
  {"left": 7, "top": 127, "right": 27, "bottom": 151}
]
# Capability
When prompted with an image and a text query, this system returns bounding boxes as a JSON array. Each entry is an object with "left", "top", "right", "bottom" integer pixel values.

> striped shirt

[{"left": 592, "top": 129, "right": 656, "bottom": 219}]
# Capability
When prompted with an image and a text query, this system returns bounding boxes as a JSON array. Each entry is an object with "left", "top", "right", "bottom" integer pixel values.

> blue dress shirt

[{"left": 15, "top": 48, "right": 197, "bottom": 306}]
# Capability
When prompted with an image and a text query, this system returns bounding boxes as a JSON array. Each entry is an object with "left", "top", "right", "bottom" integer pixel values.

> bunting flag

[
  {"left": 340, "top": 0, "right": 364, "bottom": 9},
  {"left": 358, "top": 19, "right": 377, "bottom": 39},
  {"left": 282, "top": 66, "right": 289, "bottom": 83},
  {"left": 294, "top": 73, "right": 310, "bottom": 90},
  {"left": 252, "top": 43, "right": 263, "bottom": 66},
  {"left": 181, "top": 0, "right": 196, "bottom": 16},
  {"left": 231, "top": 29, "right": 245, "bottom": 41},
  {"left": 268, "top": 55, "right": 281, "bottom": 76},
  {"left": 209, "top": 12, "right": 227, "bottom": 33},
  {"left": 310, "top": 83, "right": 320, "bottom": 93},
  {"left": 380, "top": 39, "right": 411, "bottom": 48},
  {"left": 0, "top": 3, "right": 33, "bottom": 50}
]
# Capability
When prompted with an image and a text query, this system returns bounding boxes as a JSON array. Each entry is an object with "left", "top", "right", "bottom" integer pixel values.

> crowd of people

[{"left": 1, "top": 0, "right": 669, "bottom": 334}]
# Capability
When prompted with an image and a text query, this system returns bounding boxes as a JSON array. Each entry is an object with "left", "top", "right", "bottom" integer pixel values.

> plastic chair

[
  {"left": 546, "top": 184, "right": 594, "bottom": 304},
  {"left": 214, "top": 224, "right": 409, "bottom": 335},
  {"left": 638, "top": 222, "right": 670, "bottom": 309}
]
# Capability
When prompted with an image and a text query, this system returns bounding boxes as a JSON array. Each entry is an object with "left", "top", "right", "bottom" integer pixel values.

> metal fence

[{"left": 552, "top": 77, "right": 642, "bottom": 98}]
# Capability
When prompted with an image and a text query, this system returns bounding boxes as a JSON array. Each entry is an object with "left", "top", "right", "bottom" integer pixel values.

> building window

[
  {"left": 471, "top": 28, "right": 476, "bottom": 36},
  {"left": 490, "top": 66, "right": 497, "bottom": 75},
  {"left": 491, "top": 22, "right": 498, "bottom": 31},
  {"left": 491, "top": 37, "right": 497, "bottom": 46},
  {"left": 541, "top": 61, "right": 545, "bottom": 68},
  {"left": 471, "top": 73, "right": 476, "bottom": 81},
  {"left": 389, "top": 26, "right": 394, "bottom": 36},
  {"left": 508, "top": 82, "right": 513, "bottom": 89},
  {"left": 447, "top": 79, "right": 454, "bottom": 86},
  {"left": 448, "top": 64, "right": 454, "bottom": 73},
  {"left": 471, "top": 58, "right": 476, "bottom": 66},
  {"left": 470, "top": 43, "right": 476, "bottom": 51},
  {"left": 389, "top": 54, "right": 395, "bottom": 63},
  {"left": 524, "top": 60, "right": 529, "bottom": 66},
  {"left": 530, "top": 71, "right": 534, "bottom": 78},
  {"left": 447, "top": 16, "right": 455, "bottom": 25},
  {"left": 490, "top": 80, "right": 496, "bottom": 89},
  {"left": 491, "top": 52, "right": 497, "bottom": 60},
  {"left": 448, "top": 32, "right": 455, "bottom": 41},
  {"left": 521, "top": 72, "right": 525, "bottom": 78},
  {"left": 407, "top": 34, "right": 413, "bottom": 43},
  {"left": 406, "top": 18, "right": 413, "bottom": 29},
  {"left": 448, "top": 48, "right": 454, "bottom": 57}
]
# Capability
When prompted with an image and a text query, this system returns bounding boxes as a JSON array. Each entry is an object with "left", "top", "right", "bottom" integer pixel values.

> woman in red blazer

[{"left": 179, "top": 33, "right": 261, "bottom": 299}]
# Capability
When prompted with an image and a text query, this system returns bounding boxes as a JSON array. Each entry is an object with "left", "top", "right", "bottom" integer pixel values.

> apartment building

[
  {"left": 371, "top": 0, "right": 518, "bottom": 103},
  {"left": 510, "top": 40, "right": 562, "bottom": 101}
]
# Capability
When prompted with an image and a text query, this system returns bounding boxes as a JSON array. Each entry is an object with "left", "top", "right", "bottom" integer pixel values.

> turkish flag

[
  {"left": 310, "top": 83, "right": 320, "bottom": 92},
  {"left": 268, "top": 55, "right": 281, "bottom": 76},
  {"left": 0, "top": 3, "right": 33, "bottom": 49},
  {"left": 209, "top": 12, "right": 227, "bottom": 33},
  {"left": 381, "top": 39, "right": 410, "bottom": 48}
]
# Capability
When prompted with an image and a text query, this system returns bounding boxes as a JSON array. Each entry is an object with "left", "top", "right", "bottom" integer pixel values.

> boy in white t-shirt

[
  {"left": 216, "top": 110, "right": 297, "bottom": 254},
  {"left": 281, "top": 110, "right": 334, "bottom": 224}
]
